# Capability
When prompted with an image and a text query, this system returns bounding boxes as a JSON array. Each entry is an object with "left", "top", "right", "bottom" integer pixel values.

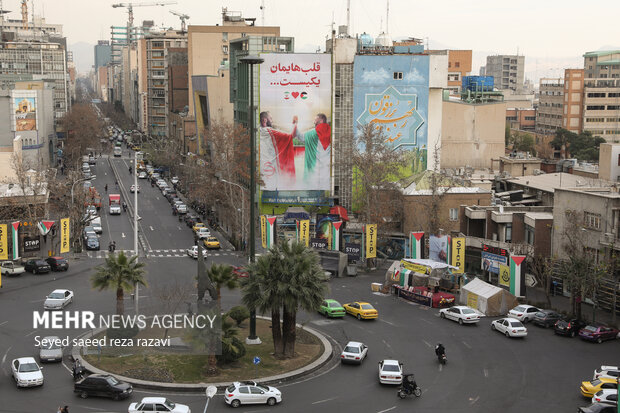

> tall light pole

[
  {"left": 133, "top": 150, "right": 140, "bottom": 314},
  {"left": 240, "top": 54, "right": 263, "bottom": 344},
  {"left": 221, "top": 179, "right": 246, "bottom": 252},
  {"left": 71, "top": 176, "right": 96, "bottom": 206}
]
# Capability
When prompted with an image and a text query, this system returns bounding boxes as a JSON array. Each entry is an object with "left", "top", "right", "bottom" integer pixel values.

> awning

[
  {"left": 284, "top": 207, "right": 310, "bottom": 220},
  {"left": 329, "top": 205, "right": 349, "bottom": 221}
]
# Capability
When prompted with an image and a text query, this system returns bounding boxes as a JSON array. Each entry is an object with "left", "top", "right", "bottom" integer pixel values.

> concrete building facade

[
  {"left": 506, "top": 107, "right": 536, "bottom": 130},
  {"left": 582, "top": 51, "right": 620, "bottom": 142},
  {"left": 537, "top": 77, "right": 564, "bottom": 134},
  {"left": 485, "top": 55, "right": 525, "bottom": 93},
  {"left": 562, "top": 68, "right": 584, "bottom": 133},
  {"left": 94, "top": 40, "right": 112, "bottom": 70},
  {"left": 598, "top": 143, "right": 620, "bottom": 182}
]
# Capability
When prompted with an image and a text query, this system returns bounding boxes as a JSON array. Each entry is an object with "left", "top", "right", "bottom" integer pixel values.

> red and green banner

[
  {"left": 409, "top": 231, "right": 424, "bottom": 259},
  {"left": 510, "top": 255, "right": 526, "bottom": 296},
  {"left": 11, "top": 221, "right": 19, "bottom": 260},
  {"left": 37, "top": 220, "right": 55, "bottom": 236},
  {"left": 262, "top": 215, "right": 277, "bottom": 248},
  {"left": 330, "top": 221, "right": 342, "bottom": 251}
]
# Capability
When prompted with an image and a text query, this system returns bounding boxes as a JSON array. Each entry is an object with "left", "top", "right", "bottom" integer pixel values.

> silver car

[{"left": 38, "top": 336, "right": 63, "bottom": 362}]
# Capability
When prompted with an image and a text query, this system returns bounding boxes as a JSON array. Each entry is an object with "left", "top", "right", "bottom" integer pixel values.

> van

[{"left": 91, "top": 217, "right": 103, "bottom": 234}]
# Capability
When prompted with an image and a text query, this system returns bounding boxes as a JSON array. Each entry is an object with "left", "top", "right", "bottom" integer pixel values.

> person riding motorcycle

[
  {"left": 108, "top": 240, "right": 116, "bottom": 252},
  {"left": 435, "top": 343, "right": 446, "bottom": 362},
  {"left": 128, "top": 165, "right": 132, "bottom": 174},
  {"left": 122, "top": 201, "right": 127, "bottom": 212}
]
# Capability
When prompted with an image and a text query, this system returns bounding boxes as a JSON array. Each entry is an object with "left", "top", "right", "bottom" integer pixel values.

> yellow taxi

[
  {"left": 343, "top": 301, "right": 378, "bottom": 320},
  {"left": 193, "top": 223, "right": 206, "bottom": 233},
  {"left": 580, "top": 377, "right": 618, "bottom": 397},
  {"left": 204, "top": 236, "right": 220, "bottom": 249}
]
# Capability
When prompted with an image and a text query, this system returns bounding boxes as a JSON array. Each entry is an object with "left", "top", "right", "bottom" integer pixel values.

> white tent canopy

[{"left": 459, "top": 278, "right": 518, "bottom": 316}]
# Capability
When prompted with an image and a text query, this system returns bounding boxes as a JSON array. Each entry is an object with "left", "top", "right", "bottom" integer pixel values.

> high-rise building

[
  {"left": 562, "top": 68, "right": 584, "bottom": 134},
  {"left": 94, "top": 40, "right": 112, "bottom": 70},
  {"left": 485, "top": 54, "right": 525, "bottom": 93},
  {"left": 582, "top": 50, "right": 620, "bottom": 142},
  {"left": 536, "top": 77, "right": 564, "bottom": 134}
]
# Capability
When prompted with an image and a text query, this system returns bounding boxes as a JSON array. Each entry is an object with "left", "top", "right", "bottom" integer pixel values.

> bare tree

[
  {"left": 62, "top": 103, "right": 103, "bottom": 171},
  {"left": 150, "top": 280, "right": 196, "bottom": 339},
  {"left": 529, "top": 254, "right": 554, "bottom": 308}
]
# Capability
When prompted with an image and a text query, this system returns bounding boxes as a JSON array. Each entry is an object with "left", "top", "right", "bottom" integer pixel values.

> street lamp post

[
  {"left": 240, "top": 54, "right": 264, "bottom": 344},
  {"left": 133, "top": 151, "right": 140, "bottom": 315},
  {"left": 71, "top": 176, "right": 96, "bottom": 206},
  {"left": 221, "top": 179, "right": 246, "bottom": 252}
]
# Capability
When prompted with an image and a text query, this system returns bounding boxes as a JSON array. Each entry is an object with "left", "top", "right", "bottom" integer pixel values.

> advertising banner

[
  {"left": 259, "top": 53, "right": 332, "bottom": 193},
  {"left": 345, "top": 243, "right": 361, "bottom": 263},
  {"left": 60, "top": 218, "right": 70, "bottom": 253},
  {"left": 296, "top": 219, "right": 310, "bottom": 247},
  {"left": 401, "top": 260, "right": 430, "bottom": 275},
  {"left": 499, "top": 264, "right": 510, "bottom": 288},
  {"left": 23, "top": 236, "right": 40, "bottom": 252},
  {"left": 451, "top": 237, "right": 465, "bottom": 274},
  {"left": 13, "top": 95, "right": 37, "bottom": 131},
  {"left": 429, "top": 235, "right": 449, "bottom": 263},
  {"left": 0, "top": 224, "right": 7, "bottom": 260},
  {"left": 11, "top": 221, "right": 19, "bottom": 260},
  {"left": 481, "top": 251, "right": 508, "bottom": 275},
  {"left": 365, "top": 224, "right": 377, "bottom": 259},
  {"left": 260, "top": 215, "right": 267, "bottom": 248}
]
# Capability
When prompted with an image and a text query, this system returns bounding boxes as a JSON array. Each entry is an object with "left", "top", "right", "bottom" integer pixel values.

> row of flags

[{"left": 0, "top": 219, "right": 70, "bottom": 260}]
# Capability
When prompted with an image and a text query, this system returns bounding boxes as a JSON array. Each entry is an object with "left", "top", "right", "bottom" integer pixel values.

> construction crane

[
  {"left": 112, "top": 1, "right": 177, "bottom": 29},
  {"left": 169, "top": 10, "right": 189, "bottom": 33},
  {"left": 20, "top": 0, "right": 27, "bottom": 29}
]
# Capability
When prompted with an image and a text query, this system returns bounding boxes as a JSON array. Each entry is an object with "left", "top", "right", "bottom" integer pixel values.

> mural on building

[
  {"left": 354, "top": 55, "right": 429, "bottom": 173},
  {"left": 259, "top": 53, "right": 332, "bottom": 195},
  {"left": 14, "top": 96, "right": 37, "bottom": 131}
]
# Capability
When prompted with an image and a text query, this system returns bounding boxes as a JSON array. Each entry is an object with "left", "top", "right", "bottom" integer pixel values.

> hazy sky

[{"left": 7, "top": 0, "right": 619, "bottom": 76}]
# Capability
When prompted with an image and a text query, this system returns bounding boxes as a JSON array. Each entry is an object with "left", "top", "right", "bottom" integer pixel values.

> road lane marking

[
  {"left": 178, "top": 226, "right": 182, "bottom": 230},
  {"left": 25, "top": 330, "right": 38, "bottom": 337},
  {"left": 2, "top": 346, "right": 12, "bottom": 366},
  {"left": 122, "top": 232, "right": 126, "bottom": 238},
  {"left": 483, "top": 368, "right": 489, "bottom": 377},
  {"left": 469, "top": 396, "right": 480, "bottom": 405},
  {"left": 462, "top": 341, "right": 471, "bottom": 349},
  {"left": 439, "top": 363, "right": 443, "bottom": 372},
  {"left": 377, "top": 407, "right": 396, "bottom": 413},
  {"left": 0, "top": 320, "right": 8, "bottom": 327},
  {"left": 312, "top": 397, "right": 337, "bottom": 404},
  {"left": 422, "top": 340, "right": 431, "bottom": 348},
  {"left": 420, "top": 318, "right": 433, "bottom": 325},
  {"left": 380, "top": 319, "right": 397, "bottom": 327},
  {"left": 149, "top": 226, "right": 154, "bottom": 231}
]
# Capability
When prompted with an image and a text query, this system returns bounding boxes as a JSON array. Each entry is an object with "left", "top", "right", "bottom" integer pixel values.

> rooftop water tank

[
  {"left": 375, "top": 32, "right": 392, "bottom": 47},
  {"left": 359, "top": 32, "right": 373, "bottom": 47}
]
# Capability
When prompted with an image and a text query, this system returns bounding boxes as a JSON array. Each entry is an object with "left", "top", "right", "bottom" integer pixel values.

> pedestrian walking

[{"left": 104, "top": 184, "right": 108, "bottom": 193}]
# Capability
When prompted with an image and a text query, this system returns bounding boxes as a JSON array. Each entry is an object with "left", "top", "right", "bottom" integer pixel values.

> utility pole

[{"left": 134, "top": 151, "right": 139, "bottom": 314}]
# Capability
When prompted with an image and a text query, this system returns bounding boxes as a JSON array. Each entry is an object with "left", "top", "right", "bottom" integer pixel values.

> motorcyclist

[
  {"left": 104, "top": 184, "right": 108, "bottom": 193},
  {"left": 128, "top": 166, "right": 132, "bottom": 174},
  {"left": 122, "top": 202, "right": 127, "bottom": 212},
  {"left": 108, "top": 240, "right": 116, "bottom": 252},
  {"left": 435, "top": 343, "right": 446, "bottom": 359}
]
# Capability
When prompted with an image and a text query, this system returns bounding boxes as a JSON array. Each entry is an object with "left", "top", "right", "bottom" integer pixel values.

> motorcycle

[
  {"left": 398, "top": 374, "right": 421, "bottom": 399},
  {"left": 72, "top": 360, "right": 85, "bottom": 381},
  {"left": 108, "top": 242, "right": 116, "bottom": 253},
  {"left": 438, "top": 353, "right": 447, "bottom": 365}
]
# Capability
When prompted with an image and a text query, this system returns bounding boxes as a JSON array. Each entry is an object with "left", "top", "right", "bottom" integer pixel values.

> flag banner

[
  {"left": 451, "top": 237, "right": 465, "bottom": 274},
  {"left": 499, "top": 264, "right": 510, "bottom": 287},
  {"left": 37, "top": 220, "right": 55, "bottom": 236},
  {"left": 510, "top": 255, "right": 526, "bottom": 296},
  {"left": 266, "top": 216, "right": 277, "bottom": 248},
  {"left": 260, "top": 215, "right": 267, "bottom": 248},
  {"left": 297, "top": 220, "right": 310, "bottom": 247},
  {"left": 11, "top": 221, "right": 19, "bottom": 260},
  {"left": 331, "top": 221, "right": 342, "bottom": 251},
  {"left": 409, "top": 231, "right": 424, "bottom": 259},
  {"left": 60, "top": 218, "right": 70, "bottom": 254},
  {"left": 365, "top": 224, "right": 377, "bottom": 259},
  {"left": 0, "top": 224, "right": 7, "bottom": 260}
]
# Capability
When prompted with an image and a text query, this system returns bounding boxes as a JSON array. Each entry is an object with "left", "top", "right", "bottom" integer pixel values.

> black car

[
  {"left": 554, "top": 317, "right": 587, "bottom": 337},
  {"left": 74, "top": 374, "right": 132, "bottom": 400},
  {"left": 578, "top": 402, "right": 617, "bottom": 413},
  {"left": 85, "top": 236, "right": 100, "bottom": 251},
  {"left": 46, "top": 257, "right": 69, "bottom": 271},
  {"left": 532, "top": 309, "right": 562, "bottom": 328},
  {"left": 164, "top": 190, "right": 178, "bottom": 201},
  {"left": 24, "top": 259, "right": 51, "bottom": 274},
  {"left": 185, "top": 213, "right": 200, "bottom": 227}
]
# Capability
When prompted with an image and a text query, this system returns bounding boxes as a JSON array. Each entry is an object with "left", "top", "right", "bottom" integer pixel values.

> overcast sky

[{"left": 7, "top": 0, "right": 619, "bottom": 77}]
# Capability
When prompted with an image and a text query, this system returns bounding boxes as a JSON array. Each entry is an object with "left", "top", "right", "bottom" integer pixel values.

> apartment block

[
  {"left": 485, "top": 55, "right": 525, "bottom": 93},
  {"left": 94, "top": 40, "right": 112, "bottom": 70},
  {"left": 562, "top": 68, "right": 584, "bottom": 133},
  {"left": 536, "top": 77, "right": 564, "bottom": 134},
  {"left": 428, "top": 49, "right": 472, "bottom": 95},
  {"left": 582, "top": 51, "right": 620, "bottom": 141},
  {"left": 506, "top": 107, "right": 536, "bottom": 131}
]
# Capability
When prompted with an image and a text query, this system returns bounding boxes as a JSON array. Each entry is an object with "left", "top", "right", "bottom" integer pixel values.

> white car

[
  {"left": 44, "top": 289, "right": 74, "bottom": 310},
  {"left": 128, "top": 397, "right": 190, "bottom": 413},
  {"left": 138, "top": 171, "right": 147, "bottom": 179},
  {"left": 187, "top": 245, "right": 198, "bottom": 259},
  {"left": 491, "top": 317, "right": 527, "bottom": 338},
  {"left": 592, "top": 389, "right": 618, "bottom": 404},
  {"left": 38, "top": 336, "right": 63, "bottom": 362},
  {"left": 341, "top": 341, "right": 368, "bottom": 364},
  {"left": 171, "top": 176, "right": 179, "bottom": 185},
  {"left": 130, "top": 184, "right": 140, "bottom": 193},
  {"left": 176, "top": 204, "right": 187, "bottom": 214},
  {"left": 439, "top": 306, "right": 480, "bottom": 325},
  {"left": 110, "top": 204, "right": 122, "bottom": 215},
  {"left": 196, "top": 227, "right": 211, "bottom": 239},
  {"left": 86, "top": 205, "right": 97, "bottom": 216},
  {"left": 593, "top": 365, "right": 620, "bottom": 380},
  {"left": 224, "top": 381, "right": 282, "bottom": 407},
  {"left": 508, "top": 305, "right": 540, "bottom": 323},
  {"left": 378, "top": 359, "right": 403, "bottom": 384},
  {"left": 11, "top": 357, "right": 44, "bottom": 387}
]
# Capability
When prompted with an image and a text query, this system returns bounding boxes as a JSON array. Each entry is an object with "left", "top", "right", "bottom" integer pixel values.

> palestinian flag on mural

[
  {"left": 331, "top": 221, "right": 342, "bottom": 251},
  {"left": 38, "top": 220, "right": 55, "bottom": 236},
  {"left": 11, "top": 221, "right": 19, "bottom": 260},
  {"left": 510, "top": 255, "right": 526, "bottom": 297},
  {"left": 410, "top": 231, "right": 424, "bottom": 259},
  {"left": 265, "top": 216, "right": 277, "bottom": 248}
]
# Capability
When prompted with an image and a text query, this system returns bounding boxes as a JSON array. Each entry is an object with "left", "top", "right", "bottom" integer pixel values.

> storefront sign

[
  {"left": 467, "top": 292, "right": 478, "bottom": 309},
  {"left": 297, "top": 219, "right": 310, "bottom": 247}
]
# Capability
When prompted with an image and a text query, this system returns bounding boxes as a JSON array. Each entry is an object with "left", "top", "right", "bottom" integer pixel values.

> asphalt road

[{"left": 1, "top": 151, "right": 619, "bottom": 413}]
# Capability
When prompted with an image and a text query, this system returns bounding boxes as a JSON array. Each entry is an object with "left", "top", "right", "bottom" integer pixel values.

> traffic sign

[{"left": 253, "top": 356, "right": 261, "bottom": 365}]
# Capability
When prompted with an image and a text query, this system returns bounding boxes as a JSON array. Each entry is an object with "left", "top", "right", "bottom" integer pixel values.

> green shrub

[
  {"left": 228, "top": 305, "right": 250, "bottom": 327},
  {"left": 107, "top": 325, "right": 139, "bottom": 340},
  {"left": 217, "top": 336, "right": 246, "bottom": 364}
]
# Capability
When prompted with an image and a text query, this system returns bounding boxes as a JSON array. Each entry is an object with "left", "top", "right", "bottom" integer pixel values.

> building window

[
  {"left": 222, "top": 32, "right": 228, "bottom": 42},
  {"left": 222, "top": 45, "right": 228, "bottom": 54},
  {"left": 448, "top": 62, "right": 451, "bottom": 68},
  {"left": 455, "top": 61, "right": 460, "bottom": 68},
  {"left": 525, "top": 224, "right": 535, "bottom": 245},
  {"left": 505, "top": 224, "right": 512, "bottom": 242},
  {"left": 393, "top": 72, "right": 403, "bottom": 80},
  {"left": 449, "top": 208, "right": 458, "bottom": 221},
  {"left": 584, "top": 212, "right": 601, "bottom": 230}
]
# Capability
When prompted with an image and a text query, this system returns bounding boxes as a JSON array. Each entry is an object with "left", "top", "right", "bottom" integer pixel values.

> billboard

[
  {"left": 13, "top": 96, "right": 37, "bottom": 131},
  {"left": 353, "top": 55, "right": 429, "bottom": 173},
  {"left": 429, "top": 235, "right": 448, "bottom": 263},
  {"left": 259, "top": 53, "right": 332, "bottom": 193}
]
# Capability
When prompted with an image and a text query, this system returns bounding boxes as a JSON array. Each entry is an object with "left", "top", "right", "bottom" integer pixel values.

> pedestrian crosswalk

[{"left": 86, "top": 248, "right": 237, "bottom": 259}]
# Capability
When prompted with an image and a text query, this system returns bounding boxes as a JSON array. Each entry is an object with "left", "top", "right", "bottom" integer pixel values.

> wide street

[{"left": 0, "top": 152, "right": 618, "bottom": 413}]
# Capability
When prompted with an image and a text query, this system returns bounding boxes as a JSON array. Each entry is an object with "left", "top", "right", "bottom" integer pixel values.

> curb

[{"left": 72, "top": 316, "right": 333, "bottom": 392}]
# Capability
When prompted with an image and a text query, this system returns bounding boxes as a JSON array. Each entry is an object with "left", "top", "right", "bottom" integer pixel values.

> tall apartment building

[
  {"left": 562, "top": 68, "right": 584, "bottom": 133},
  {"left": 536, "top": 77, "right": 564, "bottom": 134},
  {"left": 485, "top": 54, "right": 525, "bottom": 93},
  {"left": 582, "top": 50, "right": 620, "bottom": 142},
  {"left": 94, "top": 40, "right": 112, "bottom": 70},
  {"left": 427, "top": 49, "right": 472, "bottom": 95}
]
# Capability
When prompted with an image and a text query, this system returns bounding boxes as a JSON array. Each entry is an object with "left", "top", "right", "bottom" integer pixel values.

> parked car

[
  {"left": 86, "top": 235, "right": 100, "bottom": 251},
  {"left": 439, "top": 305, "right": 480, "bottom": 325},
  {"left": 532, "top": 309, "right": 562, "bottom": 328},
  {"left": 341, "top": 341, "right": 368, "bottom": 364},
  {"left": 45, "top": 257, "right": 69, "bottom": 271},
  {"left": 581, "top": 378, "right": 619, "bottom": 398},
  {"left": 592, "top": 389, "right": 618, "bottom": 404},
  {"left": 184, "top": 213, "right": 200, "bottom": 227},
  {"left": 91, "top": 217, "right": 103, "bottom": 234},
  {"left": 196, "top": 227, "right": 211, "bottom": 239},
  {"left": 508, "top": 305, "right": 540, "bottom": 323},
  {"left": 224, "top": 381, "right": 282, "bottom": 407},
  {"left": 138, "top": 171, "right": 147, "bottom": 179},
  {"left": 491, "top": 317, "right": 527, "bottom": 338},
  {"left": 85, "top": 205, "right": 97, "bottom": 216},
  {"left": 128, "top": 397, "right": 190, "bottom": 413},
  {"left": 318, "top": 299, "right": 346, "bottom": 318},
  {"left": 38, "top": 336, "right": 63, "bottom": 363},
  {"left": 193, "top": 223, "right": 206, "bottom": 232},
  {"left": 579, "top": 324, "right": 620, "bottom": 343},
  {"left": 1, "top": 260, "right": 25, "bottom": 276},
  {"left": 74, "top": 374, "right": 133, "bottom": 400},
  {"left": 24, "top": 259, "right": 51, "bottom": 274},
  {"left": 44, "top": 289, "right": 74, "bottom": 310},
  {"left": 343, "top": 301, "right": 378, "bottom": 320},
  {"left": 554, "top": 317, "right": 587, "bottom": 337},
  {"left": 594, "top": 366, "right": 620, "bottom": 380},
  {"left": 204, "top": 236, "right": 220, "bottom": 249},
  {"left": 579, "top": 403, "right": 619, "bottom": 413},
  {"left": 378, "top": 359, "right": 403, "bottom": 384},
  {"left": 176, "top": 203, "right": 187, "bottom": 214},
  {"left": 232, "top": 266, "right": 248, "bottom": 278},
  {"left": 11, "top": 357, "right": 44, "bottom": 387},
  {"left": 130, "top": 184, "right": 140, "bottom": 193},
  {"left": 164, "top": 190, "right": 178, "bottom": 201},
  {"left": 171, "top": 176, "right": 179, "bottom": 185}
]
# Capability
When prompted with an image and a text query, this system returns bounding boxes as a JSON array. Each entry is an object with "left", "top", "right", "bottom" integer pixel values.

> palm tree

[
  {"left": 207, "top": 263, "right": 239, "bottom": 307},
  {"left": 242, "top": 240, "right": 327, "bottom": 358},
  {"left": 91, "top": 251, "right": 147, "bottom": 315}
]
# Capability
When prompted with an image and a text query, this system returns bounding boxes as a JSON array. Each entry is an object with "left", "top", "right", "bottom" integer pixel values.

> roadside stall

[
  {"left": 459, "top": 277, "right": 518, "bottom": 316},
  {"left": 388, "top": 259, "right": 458, "bottom": 308}
]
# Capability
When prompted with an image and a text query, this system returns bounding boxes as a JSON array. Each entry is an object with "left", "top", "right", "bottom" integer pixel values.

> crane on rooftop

[
  {"left": 112, "top": 1, "right": 177, "bottom": 29},
  {"left": 169, "top": 10, "right": 189, "bottom": 33}
]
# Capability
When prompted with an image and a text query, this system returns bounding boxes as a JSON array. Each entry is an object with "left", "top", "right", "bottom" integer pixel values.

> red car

[{"left": 579, "top": 324, "right": 620, "bottom": 343}]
